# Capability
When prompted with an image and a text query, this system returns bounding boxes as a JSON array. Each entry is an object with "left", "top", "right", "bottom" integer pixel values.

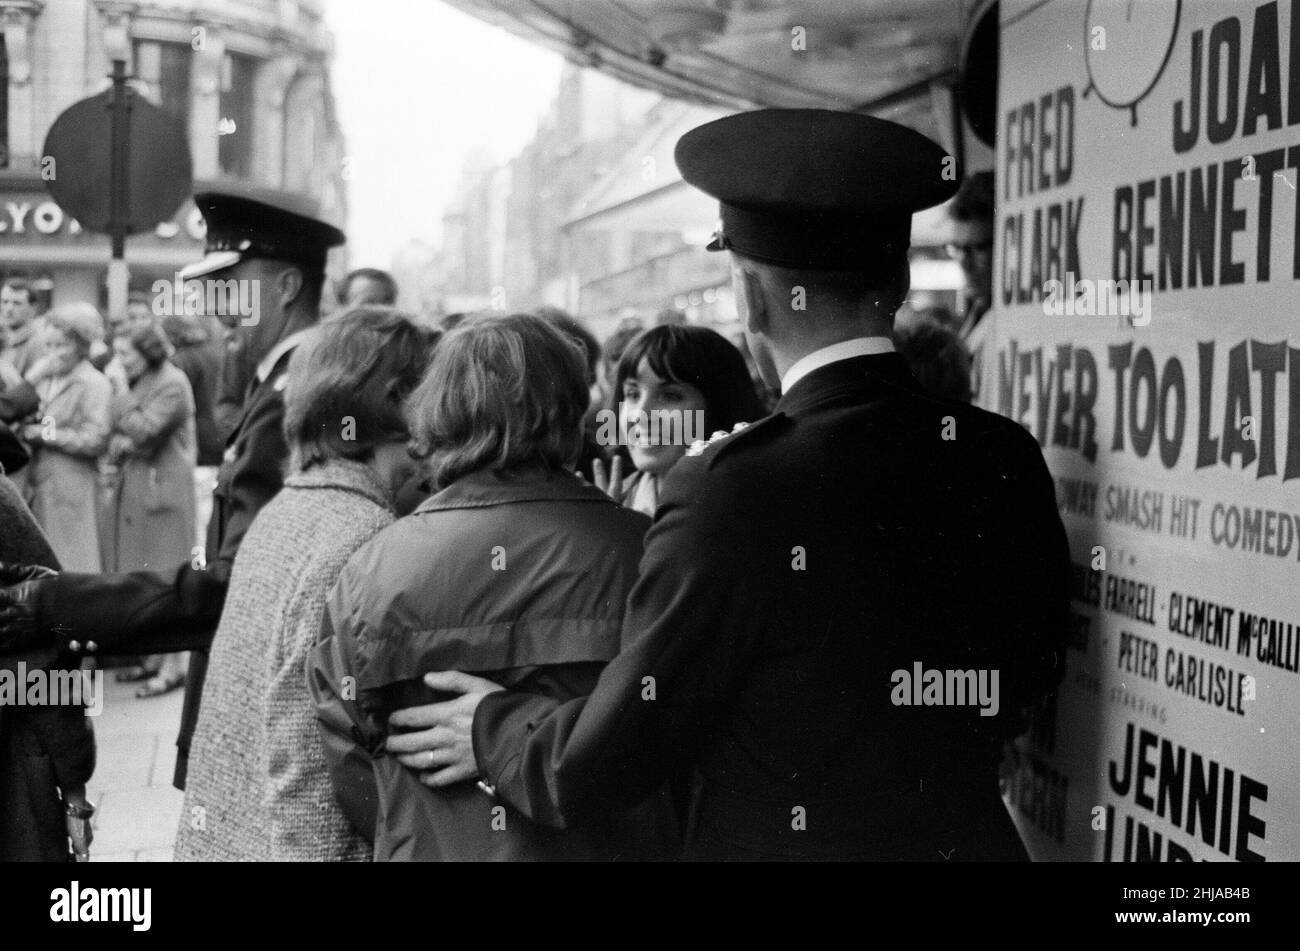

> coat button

[
  {"left": 68, "top": 640, "right": 81, "bottom": 652},
  {"left": 85, "top": 641, "right": 98, "bottom": 653}
]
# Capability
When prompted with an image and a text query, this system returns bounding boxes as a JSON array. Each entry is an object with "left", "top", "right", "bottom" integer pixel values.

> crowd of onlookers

[
  {"left": 0, "top": 245, "right": 987, "bottom": 606},
  {"left": 0, "top": 170, "right": 992, "bottom": 862},
  {"left": 0, "top": 266, "right": 981, "bottom": 698},
  {"left": 0, "top": 159, "right": 1011, "bottom": 862},
  {"left": 0, "top": 281, "right": 212, "bottom": 698},
  {"left": 170, "top": 290, "right": 987, "bottom": 860}
]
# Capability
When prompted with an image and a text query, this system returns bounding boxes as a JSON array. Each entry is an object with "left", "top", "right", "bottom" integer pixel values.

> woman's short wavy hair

[
  {"left": 406, "top": 312, "right": 588, "bottom": 489},
  {"left": 45, "top": 303, "right": 105, "bottom": 357},
  {"left": 127, "top": 319, "right": 174, "bottom": 369},
  {"left": 284, "top": 306, "right": 440, "bottom": 471}
]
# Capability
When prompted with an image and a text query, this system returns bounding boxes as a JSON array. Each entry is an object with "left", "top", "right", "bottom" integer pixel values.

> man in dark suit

[
  {"left": 0, "top": 278, "right": 41, "bottom": 429},
  {"left": 391, "top": 110, "right": 1071, "bottom": 860},
  {"left": 0, "top": 188, "right": 344, "bottom": 789}
]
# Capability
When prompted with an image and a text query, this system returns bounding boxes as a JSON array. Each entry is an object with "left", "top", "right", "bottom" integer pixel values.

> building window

[
  {"left": 0, "top": 36, "right": 8, "bottom": 168},
  {"left": 219, "top": 53, "right": 256, "bottom": 178},
  {"left": 283, "top": 75, "right": 320, "bottom": 193},
  {"left": 133, "top": 41, "right": 191, "bottom": 130}
]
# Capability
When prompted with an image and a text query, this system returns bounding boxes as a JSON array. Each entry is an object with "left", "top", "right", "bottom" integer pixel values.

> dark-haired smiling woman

[
  {"left": 310, "top": 313, "right": 678, "bottom": 861},
  {"left": 596, "top": 324, "right": 766, "bottom": 516}
]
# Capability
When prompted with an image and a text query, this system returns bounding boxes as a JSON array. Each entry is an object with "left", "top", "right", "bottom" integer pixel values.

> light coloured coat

[
  {"left": 25, "top": 360, "right": 111, "bottom": 572},
  {"left": 175, "top": 460, "right": 396, "bottom": 862}
]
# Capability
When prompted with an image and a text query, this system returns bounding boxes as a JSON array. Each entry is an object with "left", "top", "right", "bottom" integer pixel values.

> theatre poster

[{"left": 977, "top": 0, "right": 1300, "bottom": 861}]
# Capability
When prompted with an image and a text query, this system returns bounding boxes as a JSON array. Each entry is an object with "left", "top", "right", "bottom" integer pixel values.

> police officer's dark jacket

[{"left": 472, "top": 350, "right": 1071, "bottom": 860}]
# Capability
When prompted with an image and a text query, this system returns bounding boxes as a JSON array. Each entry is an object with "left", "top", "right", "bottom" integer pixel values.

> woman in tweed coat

[{"left": 174, "top": 307, "right": 437, "bottom": 862}]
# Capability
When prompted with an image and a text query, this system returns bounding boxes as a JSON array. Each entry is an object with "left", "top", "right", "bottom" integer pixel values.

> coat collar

[
  {"left": 123, "top": 362, "right": 173, "bottom": 403},
  {"left": 38, "top": 359, "right": 96, "bottom": 405},
  {"left": 780, "top": 336, "right": 896, "bottom": 395},
  {"left": 415, "top": 466, "right": 617, "bottom": 514},
  {"left": 255, "top": 328, "right": 311, "bottom": 385},
  {"left": 283, "top": 458, "right": 396, "bottom": 512},
  {"left": 225, "top": 337, "right": 303, "bottom": 445},
  {"left": 775, "top": 351, "right": 919, "bottom": 417},
  {"left": 5, "top": 319, "right": 39, "bottom": 349}
]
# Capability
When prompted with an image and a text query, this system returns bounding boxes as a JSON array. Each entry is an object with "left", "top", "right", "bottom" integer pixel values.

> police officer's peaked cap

[
  {"left": 181, "top": 186, "right": 346, "bottom": 281},
  {"left": 675, "top": 109, "right": 959, "bottom": 271}
]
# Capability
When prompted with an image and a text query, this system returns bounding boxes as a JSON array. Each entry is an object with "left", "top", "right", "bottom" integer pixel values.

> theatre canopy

[{"left": 439, "top": 0, "right": 980, "bottom": 148}]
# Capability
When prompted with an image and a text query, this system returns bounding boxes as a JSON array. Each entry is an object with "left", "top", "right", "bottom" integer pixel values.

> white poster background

[{"left": 992, "top": 0, "right": 1300, "bottom": 861}]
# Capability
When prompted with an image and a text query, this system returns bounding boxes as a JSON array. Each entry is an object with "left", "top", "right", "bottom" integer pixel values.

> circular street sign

[{"left": 42, "top": 87, "right": 193, "bottom": 236}]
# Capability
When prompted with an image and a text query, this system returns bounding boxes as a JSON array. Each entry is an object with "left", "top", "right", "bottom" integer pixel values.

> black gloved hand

[{"left": 0, "top": 562, "right": 58, "bottom": 654}]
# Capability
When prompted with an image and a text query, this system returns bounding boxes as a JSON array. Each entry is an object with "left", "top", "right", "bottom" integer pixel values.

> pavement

[{"left": 87, "top": 670, "right": 186, "bottom": 862}]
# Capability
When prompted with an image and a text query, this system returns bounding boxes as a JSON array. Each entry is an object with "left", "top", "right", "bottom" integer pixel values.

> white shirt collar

[
  {"left": 780, "top": 336, "right": 896, "bottom": 395},
  {"left": 255, "top": 328, "right": 311, "bottom": 384},
  {"left": 628, "top": 472, "right": 659, "bottom": 518}
]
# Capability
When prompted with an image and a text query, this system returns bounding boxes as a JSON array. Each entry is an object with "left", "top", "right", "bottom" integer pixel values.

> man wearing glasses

[{"left": 945, "top": 171, "right": 995, "bottom": 338}]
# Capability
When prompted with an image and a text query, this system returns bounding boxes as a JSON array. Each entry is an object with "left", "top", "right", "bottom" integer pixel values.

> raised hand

[{"left": 590, "top": 455, "right": 624, "bottom": 501}]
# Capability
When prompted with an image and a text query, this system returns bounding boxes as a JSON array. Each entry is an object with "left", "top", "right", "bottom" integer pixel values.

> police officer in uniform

[
  {"left": 387, "top": 109, "right": 1071, "bottom": 860},
  {"left": 0, "top": 188, "right": 344, "bottom": 789}
]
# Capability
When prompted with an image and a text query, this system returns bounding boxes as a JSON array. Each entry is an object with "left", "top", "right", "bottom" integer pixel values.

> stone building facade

[{"left": 0, "top": 0, "right": 345, "bottom": 309}]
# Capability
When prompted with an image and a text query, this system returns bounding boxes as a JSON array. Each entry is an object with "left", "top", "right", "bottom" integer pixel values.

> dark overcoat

[
  {"left": 472, "top": 352, "right": 1071, "bottom": 860},
  {"left": 169, "top": 335, "right": 225, "bottom": 468},
  {"left": 105, "top": 361, "right": 197, "bottom": 574},
  {"left": 0, "top": 475, "right": 94, "bottom": 862}
]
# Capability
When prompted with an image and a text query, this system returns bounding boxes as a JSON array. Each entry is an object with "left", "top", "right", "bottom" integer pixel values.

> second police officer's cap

[
  {"left": 180, "top": 185, "right": 346, "bottom": 281},
  {"left": 674, "top": 109, "right": 959, "bottom": 272}
]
